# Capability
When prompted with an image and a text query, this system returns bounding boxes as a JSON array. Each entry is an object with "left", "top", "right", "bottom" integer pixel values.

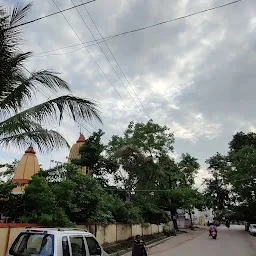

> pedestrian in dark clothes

[{"left": 132, "top": 235, "right": 147, "bottom": 256}]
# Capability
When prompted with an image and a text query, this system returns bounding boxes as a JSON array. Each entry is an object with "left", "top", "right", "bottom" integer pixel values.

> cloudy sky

[{"left": 1, "top": 0, "right": 255, "bottom": 187}]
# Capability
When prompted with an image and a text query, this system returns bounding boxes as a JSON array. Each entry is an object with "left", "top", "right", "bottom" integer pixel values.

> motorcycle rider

[{"left": 209, "top": 223, "right": 217, "bottom": 236}]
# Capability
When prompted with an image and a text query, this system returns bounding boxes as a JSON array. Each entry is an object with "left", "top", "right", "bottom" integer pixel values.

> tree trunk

[
  {"left": 188, "top": 209, "right": 194, "bottom": 230},
  {"left": 171, "top": 208, "right": 178, "bottom": 231}
]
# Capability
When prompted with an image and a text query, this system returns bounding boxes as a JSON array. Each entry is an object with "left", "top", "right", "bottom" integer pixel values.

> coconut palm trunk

[{"left": 0, "top": 3, "right": 101, "bottom": 152}]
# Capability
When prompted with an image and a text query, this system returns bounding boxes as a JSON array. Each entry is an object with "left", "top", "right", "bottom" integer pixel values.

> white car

[
  {"left": 6, "top": 227, "right": 109, "bottom": 256},
  {"left": 249, "top": 224, "right": 256, "bottom": 235}
]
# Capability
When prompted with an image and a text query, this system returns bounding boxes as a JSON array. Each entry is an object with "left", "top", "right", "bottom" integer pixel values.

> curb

[
  {"left": 109, "top": 236, "right": 173, "bottom": 256},
  {"left": 147, "top": 236, "right": 173, "bottom": 249}
]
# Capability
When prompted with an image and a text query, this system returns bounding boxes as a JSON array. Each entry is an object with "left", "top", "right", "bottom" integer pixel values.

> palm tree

[{"left": 0, "top": 3, "right": 101, "bottom": 152}]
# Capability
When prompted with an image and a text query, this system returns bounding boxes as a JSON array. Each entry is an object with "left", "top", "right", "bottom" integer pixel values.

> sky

[{"left": 1, "top": 0, "right": 256, "bottom": 188}]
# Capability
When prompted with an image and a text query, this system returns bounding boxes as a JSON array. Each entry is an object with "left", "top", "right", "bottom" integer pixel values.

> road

[{"left": 147, "top": 225, "right": 256, "bottom": 256}]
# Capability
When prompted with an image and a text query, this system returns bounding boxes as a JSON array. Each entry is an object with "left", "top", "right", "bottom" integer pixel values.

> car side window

[
  {"left": 70, "top": 236, "right": 86, "bottom": 256},
  {"left": 62, "top": 236, "right": 70, "bottom": 256},
  {"left": 85, "top": 237, "right": 101, "bottom": 256}
]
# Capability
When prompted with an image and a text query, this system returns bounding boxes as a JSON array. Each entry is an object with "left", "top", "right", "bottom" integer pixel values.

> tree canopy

[
  {"left": 204, "top": 131, "right": 256, "bottom": 222},
  {"left": 0, "top": 120, "right": 205, "bottom": 227}
]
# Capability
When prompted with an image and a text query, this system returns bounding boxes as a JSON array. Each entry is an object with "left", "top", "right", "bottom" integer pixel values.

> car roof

[{"left": 22, "top": 227, "right": 94, "bottom": 236}]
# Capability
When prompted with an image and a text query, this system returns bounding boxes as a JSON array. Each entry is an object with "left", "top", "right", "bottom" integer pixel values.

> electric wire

[
  {"left": 82, "top": 2, "right": 151, "bottom": 120},
  {"left": 69, "top": 0, "right": 144, "bottom": 122},
  {"left": 34, "top": 0, "right": 244, "bottom": 57},
  {"left": 4, "top": 0, "right": 96, "bottom": 31},
  {"left": 51, "top": 0, "right": 140, "bottom": 123}
]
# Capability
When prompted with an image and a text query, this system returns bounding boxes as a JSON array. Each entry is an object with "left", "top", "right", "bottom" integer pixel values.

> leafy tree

[
  {"left": 227, "top": 146, "right": 256, "bottom": 222},
  {"left": 72, "top": 130, "right": 118, "bottom": 186},
  {"left": 91, "top": 193, "right": 143, "bottom": 224},
  {"left": 204, "top": 153, "right": 230, "bottom": 218},
  {"left": 0, "top": 181, "right": 24, "bottom": 221},
  {"left": 0, "top": 4, "right": 101, "bottom": 152},
  {"left": 229, "top": 131, "right": 256, "bottom": 152},
  {"left": 179, "top": 153, "right": 200, "bottom": 187},
  {"left": 22, "top": 175, "right": 73, "bottom": 227},
  {"left": 107, "top": 120, "right": 174, "bottom": 191},
  {"left": 204, "top": 132, "right": 256, "bottom": 222},
  {"left": 109, "top": 120, "right": 174, "bottom": 157}
]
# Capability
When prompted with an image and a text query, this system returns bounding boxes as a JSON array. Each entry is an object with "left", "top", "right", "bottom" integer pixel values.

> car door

[
  {"left": 69, "top": 236, "right": 87, "bottom": 256},
  {"left": 85, "top": 236, "right": 102, "bottom": 256}
]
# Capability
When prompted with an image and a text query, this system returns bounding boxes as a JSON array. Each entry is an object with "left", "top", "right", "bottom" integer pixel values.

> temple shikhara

[
  {"left": 68, "top": 133, "right": 92, "bottom": 175},
  {"left": 12, "top": 133, "right": 92, "bottom": 193},
  {"left": 12, "top": 146, "right": 40, "bottom": 194}
]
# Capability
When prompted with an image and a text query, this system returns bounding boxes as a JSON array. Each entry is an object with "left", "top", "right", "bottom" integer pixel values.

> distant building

[
  {"left": 68, "top": 133, "right": 92, "bottom": 175},
  {"left": 176, "top": 208, "right": 214, "bottom": 228},
  {"left": 192, "top": 208, "right": 214, "bottom": 225},
  {"left": 12, "top": 146, "right": 40, "bottom": 194}
]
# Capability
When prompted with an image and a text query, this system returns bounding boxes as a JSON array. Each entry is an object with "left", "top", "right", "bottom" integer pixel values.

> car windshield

[{"left": 9, "top": 232, "right": 54, "bottom": 256}]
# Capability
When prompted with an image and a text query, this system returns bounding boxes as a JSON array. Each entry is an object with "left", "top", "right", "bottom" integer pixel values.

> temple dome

[
  {"left": 12, "top": 146, "right": 40, "bottom": 194},
  {"left": 68, "top": 134, "right": 92, "bottom": 175},
  {"left": 68, "top": 133, "right": 86, "bottom": 162}
]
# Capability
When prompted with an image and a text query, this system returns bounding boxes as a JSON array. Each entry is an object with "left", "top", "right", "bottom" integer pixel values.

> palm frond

[
  {"left": 0, "top": 70, "right": 70, "bottom": 112},
  {"left": 10, "top": 3, "right": 32, "bottom": 28},
  {"left": 0, "top": 4, "right": 31, "bottom": 53},
  {"left": 0, "top": 129, "right": 69, "bottom": 153},
  {"left": 0, "top": 114, "right": 42, "bottom": 137},
  {"left": 2, "top": 95, "right": 102, "bottom": 125}
]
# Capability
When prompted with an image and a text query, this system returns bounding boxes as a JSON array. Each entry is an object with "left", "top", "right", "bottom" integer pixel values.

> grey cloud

[{"left": 2, "top": 0, "right": 256, "bottom": 180}]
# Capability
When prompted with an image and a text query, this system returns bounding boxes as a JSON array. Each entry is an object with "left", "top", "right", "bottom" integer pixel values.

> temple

[
  {"left": 68, "top": 133, "right": 92, "bottom": 175},
  {"left": 12, "top": 146, "right": 40, "bottom": 194}
]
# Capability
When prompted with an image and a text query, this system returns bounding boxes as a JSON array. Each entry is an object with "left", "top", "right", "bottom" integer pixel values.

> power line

[
  {"left": 103, "top": 176, "right": 256, "bottom": 192},
  {"left": 69, "top": 0, "right": 145, "bottom": 121},
  {"left": 82, "top": 2, "right": 151, "bottom": 120},
  {"left": 34, "top": 0, "right": 244, "bottom": 56},
  {"left": 51, "top": 0, "right": 140, "bottom": 122},
  {"left": 4, "top": 0, "right": 96, "bottom": 31}
]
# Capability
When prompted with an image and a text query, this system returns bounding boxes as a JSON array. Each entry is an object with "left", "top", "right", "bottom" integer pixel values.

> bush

[
  {"left": 163, "top": 221, "right": 176, "bottom": 237},
  {"left": 163, "top": 228, "right": 176, "bottom": 237}
]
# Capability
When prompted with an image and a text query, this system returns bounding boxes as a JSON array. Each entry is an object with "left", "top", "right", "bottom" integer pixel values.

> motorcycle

[{"left": 211, "top": 231, "right": 217, "bottom": 239}]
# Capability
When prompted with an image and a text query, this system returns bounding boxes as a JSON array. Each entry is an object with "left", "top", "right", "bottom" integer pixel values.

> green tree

[
  {"left": 177, "top": 153, "right": 201, "bottom": 227},
  {"left": 228, "top": 146, "right": 256, "bottom": 222},
  {"left": 204, "top": 153, "right": 230, "bottom": 219},
  {"left": 179, "top": 153, "right": 200, "bottom": 187},
  {"left": 107, "top": 120, "right": 174, "bottom": 191},
  {"left": 72, "top": 130, "right": 118, "bottom": 186},
  {"left": 22, "top": 175, "right": 73, "bottom": 227},
  {"left": 0, "top": 4, "right": 101, "bottom": 152},
  {"left": 0, "top": 181, "right": 24, "bottom": 221},
  {"left": 229, "top": 131, "right": 256, "bottom": 153}
]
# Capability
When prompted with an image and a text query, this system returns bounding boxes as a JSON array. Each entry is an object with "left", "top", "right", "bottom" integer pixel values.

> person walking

[{"left": 132, "top": 235, "right": 147, "bottom": 256}]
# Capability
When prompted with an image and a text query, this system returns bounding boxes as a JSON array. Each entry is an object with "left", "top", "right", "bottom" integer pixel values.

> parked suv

[{"left": 6, "top": 227, "right": 108, "bottom": 256}]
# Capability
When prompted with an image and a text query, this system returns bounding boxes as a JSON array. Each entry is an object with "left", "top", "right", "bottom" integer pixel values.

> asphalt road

[{"left": 147, "top": 225, "right": 256, "bottom": 256}]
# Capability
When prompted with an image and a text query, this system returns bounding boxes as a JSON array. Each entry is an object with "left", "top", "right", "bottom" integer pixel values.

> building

[
  {"left": 192, "top": 208, "right": 214, "bottom": 225},
  {"left": 12, "top": 146, "right": 40, "bottom": 194},
  {"left": 176, "top": 208, "right": 214, "bottom": 228},
  {"left": 68, "top": 133, "right": 92, "bottom": 175},
  {"left": 176, "top": 209, "right": 191, "bottom": 229}
]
